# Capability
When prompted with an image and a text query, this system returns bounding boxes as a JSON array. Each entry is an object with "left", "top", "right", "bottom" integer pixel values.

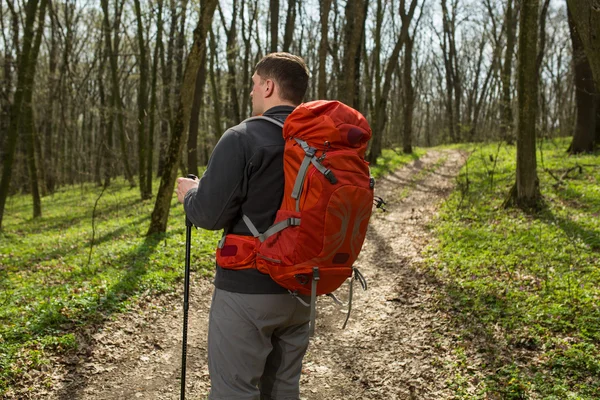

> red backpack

[{"left": 216, "top": 100, "right": 374, "bottom": 333}]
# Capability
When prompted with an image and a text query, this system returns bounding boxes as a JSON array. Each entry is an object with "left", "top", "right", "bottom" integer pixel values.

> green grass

[
  {"left": 369, "top": 147, "right": 425, "bottom": 179},
  {"left": 426, "top": 138, "right": 600, "bottom": 398},
  {"left": 0, "top": 177, "right": 221, "bottom": 395},
  {"left": 0, "top": 149, "right": 424, "bottom": 395}
]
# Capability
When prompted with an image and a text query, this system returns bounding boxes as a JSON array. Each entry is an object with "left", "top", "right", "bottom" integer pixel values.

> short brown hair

[{"left": 255, "top": 52, "right": 309, "bottom": 105}]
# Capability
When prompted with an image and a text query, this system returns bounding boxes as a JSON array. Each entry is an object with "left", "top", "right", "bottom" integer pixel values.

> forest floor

[{"left": 22, "top": 149, "right": 468, "bottom": 400}]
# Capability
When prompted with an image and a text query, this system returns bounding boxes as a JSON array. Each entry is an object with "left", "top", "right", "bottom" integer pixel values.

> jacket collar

[{"left": 263, "top": 105, "right": 296, "bottom": 117}]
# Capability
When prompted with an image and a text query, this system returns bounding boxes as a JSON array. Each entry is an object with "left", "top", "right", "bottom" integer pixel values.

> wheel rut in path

[{"left": 34, "top": 149, "right": 466, "bottom": 400}]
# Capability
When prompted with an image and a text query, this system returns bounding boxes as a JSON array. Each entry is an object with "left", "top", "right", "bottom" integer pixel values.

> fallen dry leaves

[{"left": 11, "top": 150, "right": 474, "bottom": 400}]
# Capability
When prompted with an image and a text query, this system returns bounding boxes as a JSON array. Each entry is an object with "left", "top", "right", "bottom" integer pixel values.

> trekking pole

[{"left": 181, "top": 174, "right": 197, "bottom": 400}]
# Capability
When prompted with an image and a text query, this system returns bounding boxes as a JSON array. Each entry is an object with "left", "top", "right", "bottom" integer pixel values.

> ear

[{"left": 264, "top": 79, "right": 275, "bottom": 98}]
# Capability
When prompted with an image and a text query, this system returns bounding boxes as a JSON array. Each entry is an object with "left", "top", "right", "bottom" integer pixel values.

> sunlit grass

[
  {"left": 428, "top": 138, "right": 600, "bottom": 398},
  {"left": 0, "top": 146, "right": 426, "bottom": 395},
  {"left": 0, "top": 176, "right": 220, "bottom": 394},
  {"left": 369, "top": 147, "right": 426, "bottom": 179}
]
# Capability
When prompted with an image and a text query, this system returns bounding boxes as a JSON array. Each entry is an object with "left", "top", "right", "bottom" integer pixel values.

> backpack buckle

[
  {"left": 324, "top": 169, "right": 338, "bottom": 184},
  {"left": 312, "top": 266, "right": 320, "bottom": 281}
]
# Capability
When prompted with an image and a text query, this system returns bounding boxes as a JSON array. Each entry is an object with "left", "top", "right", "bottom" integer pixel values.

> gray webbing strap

[
  {"left": 243, "top": 115, "right": 284, "bottom": 128},
  {"left": 310, "top": 158, "right": 337, "bottom": 184},
  {"left": 239, "top": 116, "right": 284, "bottom": 240},
  {"left": 295, "top": 137, "right": 311, "bottom": 153},
  {"left": 342, "top": 277, "right": 354, "bottom": 330},
  {"left": 354, "top": 267, "right": 368, "bottom": 290},
  {"left": 291, "top": 139, "right": 337, "bottom": 209},
  {"left": 292, "top": 139, "right": 316, "bottom": 212},
  {"left": 292, "top": 155, "right": 313, "bottom": 200},
  {"left": 242, "top": 214, "right": 261, "bottom": 238},
  {"left": 295, "top": 138, "right": 337, "bottom": 183},
  {"left": 309, "top": 267, "right": 319, "bottom": 337},
  {"left": 258, "top": 217, "right": 301, "bottom": 242},
  {"left": 342, "top": 268, "right": 367, "bottom": 329},
  {"left": 290, "top": 290, "right": 310, "bottom": 307},
  {"left": 326, "top": 293, "right": 345, "bottom": 306}
]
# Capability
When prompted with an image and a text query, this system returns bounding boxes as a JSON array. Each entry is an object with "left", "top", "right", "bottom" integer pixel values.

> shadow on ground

[{"left": 51, "top": 233, "right": 170, "bottom": 400}]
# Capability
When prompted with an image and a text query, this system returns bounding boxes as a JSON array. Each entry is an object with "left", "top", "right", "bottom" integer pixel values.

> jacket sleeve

[{"left": 183, "top": 128, "right": 248, "bottom": 230}]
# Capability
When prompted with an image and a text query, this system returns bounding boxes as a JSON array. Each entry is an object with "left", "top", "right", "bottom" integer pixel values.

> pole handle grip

[{"left": 184, "top": 174, "right": 197, "bottom": 227}]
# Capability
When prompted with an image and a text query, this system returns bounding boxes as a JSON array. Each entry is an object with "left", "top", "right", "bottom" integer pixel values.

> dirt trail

[{"left": 34, "top": 149, "right": 465, "bottom": 400}]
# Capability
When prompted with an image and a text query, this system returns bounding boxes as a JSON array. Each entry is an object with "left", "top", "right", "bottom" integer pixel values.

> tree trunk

[
  {"left": 451, "top": 14, "right": 461, "bottom": 143},
  {"left": 270, "top": 0, "right": 279, "bottom": 52},
  {"left": 240, "top": 0, "right": 258, "bottom": 116},
  {"left": 536, "top": 0, "right": 551, "bottom": 75},
  {"left": 440, "top": 0, "right": 456, "bottom": 142},
  {"left": 42, "top": 7, "right": 58, "bottom": 194},
  {"left": 507, "top": 0, "right": 541, "bottom": 210},
  {"left": 174, "top": 0, "right": 188, "bottom": 104},
  {"left": 219, "top": 0, "right": 241, "bottom": 125},
  {"left": 187, "top": 58, "right": 206, "bottom": 177},
  {"left": 500, "top": 0, "right": 517, "bottom": 144},
  {"left": 566, "top": 0, "right": 600, "bottom": 88},
  {"left": 401, "top": 2, "right": 422, "bottom": 154},
  {"left": 59, "top": 2, "right": 75, "bottom": 186},
  {"left": 23, "top": 0, "right": 47, "bottom": 218},
  {"left": 338, "top": 0, "right": 368, "bottom": 108},
  {"left": 101, "top": 0, "right": 135, "bottom": 187},
  {"left": 367, "top": 0, "right": 418, "bottom": 163},
  {"left": 98, "top": 29, "right": 112, "bottom": 188},
  {"left": 134, "top": 0, "right": 151, "bottom": 199},
  {"left": 328, "top": 0, "right": 341, "bottom": 99},
  {"left": 148, "top": 0, "right": 219, "bottom": 235},
  {"left": 596, "top": 102, "right": 600, "bottom": 144},
  {"left": 0, "top": 0, "right": 43, "bottom": 230},
  {"left": 466, "top": 33, "right": 490, "bottom": 140},
  {"left": 0, "top": 4, "right": 14, "bottom": 166},
  {"left": 318, "top": 0, "right": 332, "bottom": 98},
  {"left": 173, "top": 0, "right": 189, "bottom": 173},
  {"left": 363, "top": 34, "right": 373, "bottom": 119},
  {"left": 368, "top": 44, "right": 400, "bottom": 164},
  {"left": 34, "top": 96, "right": 46, "bottom": 192},
  {"left": 97, "top": 42, "right": 107, "bottom": 187},
  {"left": 371, "top": 0, "right": 383, "bottom": 123},
  {"left": 402, "top": 35, "right": 415, "bottom": 154},
  {"left": 472, "top": 64, "right": 493, "bottom": 141},
  {"left": 209, "top": 29, "right": 223, "bottom": 137},
  {"left": 158, "top": 0, "right": 178, "bottom": 177},
  {"left": 353, "top": 0, "right": 369, "bottom": 111},
  {"left": 425, "top": 99, "right": 431, "bottom": 147},
  {"left": 567, "top": 3, "right": 597, "bottom": 153},
  {"left": 147, "top": 0, "right": 164, "bottom": 195},
  {"left": 283, "top": 0, "right": 296, "bottom": 52}
]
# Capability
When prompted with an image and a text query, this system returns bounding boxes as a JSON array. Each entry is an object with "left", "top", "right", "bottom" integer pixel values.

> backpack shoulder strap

[
  {"left": 243, "top": 115, "right": 284, "bottom": 128},
  {"left": 239, "top": 115, "right": 286, "bottom": 237}
]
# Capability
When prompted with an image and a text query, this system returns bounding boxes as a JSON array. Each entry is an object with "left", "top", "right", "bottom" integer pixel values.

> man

[{"left": 176, "top": 52, "right": 311, "bottom": 400}]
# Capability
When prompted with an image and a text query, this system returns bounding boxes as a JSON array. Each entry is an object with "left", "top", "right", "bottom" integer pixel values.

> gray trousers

[{"left": 207, "top": 288, "right": 311, "bottom": 400}]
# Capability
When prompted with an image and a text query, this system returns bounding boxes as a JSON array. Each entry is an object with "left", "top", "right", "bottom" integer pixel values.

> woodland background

[
  {"left": 1, "top": 0, "right": 600, "bottom": 397},
  {"left": 1, "top": 0, "right": 599, "bottom": 231}
]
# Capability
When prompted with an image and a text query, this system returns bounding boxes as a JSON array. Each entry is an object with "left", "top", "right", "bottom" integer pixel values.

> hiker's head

[{"left": 251, "top": 52, "right": 309, "bottom": 115}]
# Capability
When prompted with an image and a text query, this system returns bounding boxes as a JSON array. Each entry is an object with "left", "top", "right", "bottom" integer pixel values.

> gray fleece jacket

[{"left": 183, "top": 105, "right": 295, "bottom": 293}]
